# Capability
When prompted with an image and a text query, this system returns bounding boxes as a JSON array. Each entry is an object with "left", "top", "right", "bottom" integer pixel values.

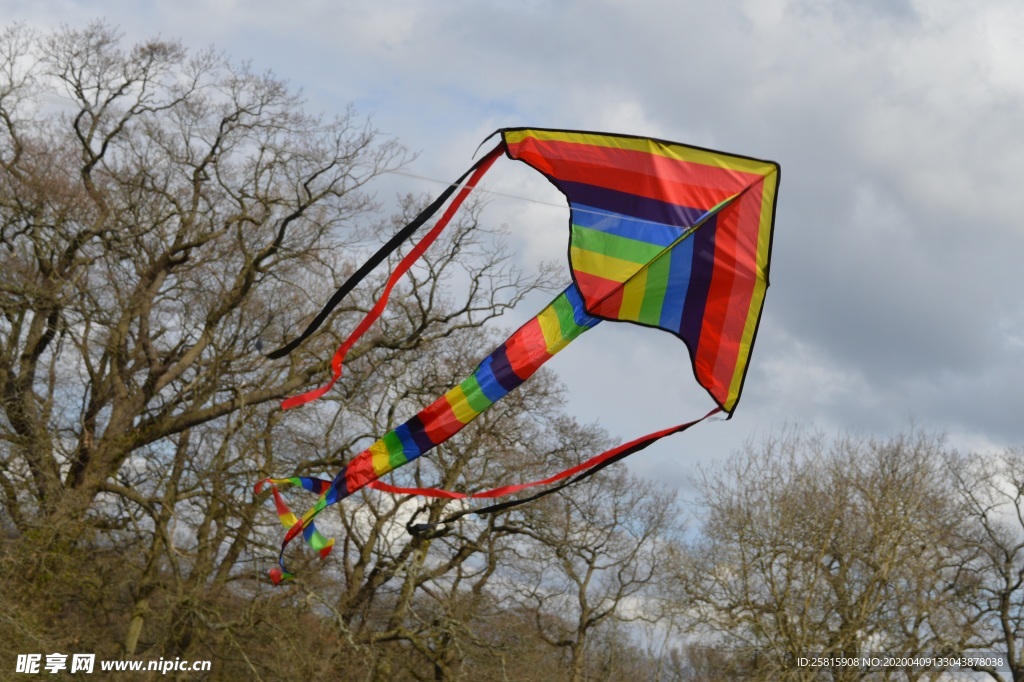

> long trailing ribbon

[{"left": 372, "top": 406, "right": 722, "bottom": 530}]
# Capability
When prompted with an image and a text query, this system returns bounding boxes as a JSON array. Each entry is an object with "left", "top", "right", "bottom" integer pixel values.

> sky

[{"left": 5, "top": 0, "right": 1023, "bottom": 497}]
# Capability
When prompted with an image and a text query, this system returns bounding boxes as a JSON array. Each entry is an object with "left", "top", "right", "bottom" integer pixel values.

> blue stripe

[
  {"left": 299, "top": 477, "right": 330, "bottom": 494},
  {"left": 476, "top": 357, "right": 511, "bottom": 403},
  {"left": 571, "top": 203, "right": 683, "bottom": 247},
  {"left": 659, "top": 236, "right": 693, "bottom": 333},
  {"left": 394, "top": 423, "right": 424, "bottom": 461},
  {"left": 563, "top": 283, "right": 601, "bottom": 328}
]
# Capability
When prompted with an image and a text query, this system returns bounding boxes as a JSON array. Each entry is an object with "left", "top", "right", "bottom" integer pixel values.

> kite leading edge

[{"left": 257, "top": 128, "right": 780, "bottom": 582}]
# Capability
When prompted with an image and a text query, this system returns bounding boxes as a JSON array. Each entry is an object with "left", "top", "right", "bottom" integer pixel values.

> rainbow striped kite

[{"left": 257, "top": 128, "right": 780, "bottom": 582}]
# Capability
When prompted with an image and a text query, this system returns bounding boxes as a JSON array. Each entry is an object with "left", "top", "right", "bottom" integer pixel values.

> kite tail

[
  {"left": 273, "top": 143, "right": 505, "bottom": 410},
  {"left": 253, "top": 477, "right": 336, "bottom": 583},
  {"left": 262, "top": 283, "right": 600, "bottom": 581}
]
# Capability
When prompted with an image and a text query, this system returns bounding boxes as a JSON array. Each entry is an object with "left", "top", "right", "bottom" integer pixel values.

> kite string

[
  {"left": 387, "top": 169, "right": 570, "bottom": 210},
  {"left": 280, "top": 145, "right": 504, "bottom": 411},
  {"left": 386, "top": 169, "right": 698, "bottom": 232}
]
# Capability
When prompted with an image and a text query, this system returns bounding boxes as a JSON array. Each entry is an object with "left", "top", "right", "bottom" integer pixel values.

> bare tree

[
  {"left": 0, "top": 21, "right": 409, "bottom": 527},
  {"left": 675, "top": 430, "right": 972, "bottom": 681},
  {"left": 495, "top": 460, "right": 682, "bottom": 682},
  {"left": 0, "top": 23, "right": 573, "bottom": 677},
  {"left": 950, "top": 447, "right": 1024, "bottom": 682}
]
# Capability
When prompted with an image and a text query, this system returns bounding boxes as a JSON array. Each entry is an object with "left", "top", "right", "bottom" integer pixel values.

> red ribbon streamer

[
  {"left": 367, "top": 407, "right": 722, "bottom": 500},
  {"left": 282, "top": 144, "right": 504, "bottom": 410}
]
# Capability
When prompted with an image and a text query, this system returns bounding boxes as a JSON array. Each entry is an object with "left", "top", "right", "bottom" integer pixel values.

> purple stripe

[
  {"left": 489, "top": 345, "right": 525, "bottom": 392},
  {"left": 678, "top": 214, "right": 717, "bottom": 349},
  {"left": 301, "top": 477, "right": 332, "bottom": 495},
  {"left": 475, "top": 359, "right": 509, "bottom": 404},
  {"left": 332, "top": 466, "right": 349, "bottom": 498},
  {"left": 405, "top": 414, "right": 436, "bottom": 454},
  {"left": 560, "top": 181, "right": 705, "bottom": 229}
]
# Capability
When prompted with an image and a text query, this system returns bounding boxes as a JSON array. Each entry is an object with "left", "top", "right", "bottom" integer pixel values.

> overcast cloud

[{"left": 5, "top": 0, "right": 1022, "bottom": 492}]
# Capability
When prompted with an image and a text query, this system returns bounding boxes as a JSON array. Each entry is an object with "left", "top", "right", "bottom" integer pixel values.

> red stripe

[
  {"left": 695, "top": 192, "right": 759, "bottom": 403},
  {"left": 509, "top": 137, "right": 759, "bottom": 190},
  {"left": 421, "top": 394, "right": 466, "bottom": 444},
  {"left": 270, "top": 485, "right": 293, "bottom": 518},
  {"left": 344, "top": 451, "right": 377, "bottom": 494},
  {"left": 283, "top": 520, "right": 305, "bottom": 544},
  {"left": 368, "top": 479, "right": 467, "bottom": 499},
  {"left": 503, "top": 318, "right": 552, "bottom": 380},
  {"left": 281, "top": 145, "right": 503, "bottom": 410},
  {"left": 710, "top": 180, "right": 764, "bottom": 397},
  {"left": 573, "top": 270, "right": 624, "bottom": 318},
  {"left": 508, "top": 139, "right": 754, "bottom": 209}
]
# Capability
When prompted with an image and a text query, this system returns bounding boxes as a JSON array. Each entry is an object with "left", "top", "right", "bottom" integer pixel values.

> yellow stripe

[
  {"left": 618, "top": 266, "right": 647, "bottom": 322},
  {"left": 505, "top": 129, "right": 778, "bottom": 177},
  {"left": 537, "top": 304, "right": 566, "bottom": 354},
  {"left": 370, "top": 439, "right": 391, "bottom": 476},
  {"left": 447, "top": 385, "right": 478, "bottom": 424},
  {"left": 301, "top": 503, "right": 320, "bottom": 523},
  {"left": 279, "top": 510, "right": 298, "bottom": 528},
  {"left": 570, "top": 245, "right": 641, "bottom": 283}
]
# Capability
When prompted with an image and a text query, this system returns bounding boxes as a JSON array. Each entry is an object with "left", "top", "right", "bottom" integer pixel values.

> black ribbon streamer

[{"left": 265, "top": 150, "right": 504, "bottom": 360}]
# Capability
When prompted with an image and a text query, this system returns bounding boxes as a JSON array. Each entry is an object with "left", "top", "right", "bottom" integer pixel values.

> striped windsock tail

[{"left": 258, "top": 283, "right": 600, "bottom": 582}]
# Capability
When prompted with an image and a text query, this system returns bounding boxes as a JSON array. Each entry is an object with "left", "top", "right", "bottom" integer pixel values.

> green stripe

[
  {"left": 459, "top": 375, "right": 493, "bottom": 414},
  {"left": 571, "top": 225, "right": 664, "bottom": 264},
  {"left": 638, "top": 257, "right": 670, "bottom": 326},
  {"left": 551, "top": 293, "right": 579, "bottom": 339},
  {"left": 383, "top": 431, "right": 406, "bottom": 468},
  {"left": 307, "top": 528, "right": 332, "bottom": 551}
]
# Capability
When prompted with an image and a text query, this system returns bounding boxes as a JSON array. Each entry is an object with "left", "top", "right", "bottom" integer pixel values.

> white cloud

[{"left": 3, "top": 0, "right": 1022, "bottom": 473}]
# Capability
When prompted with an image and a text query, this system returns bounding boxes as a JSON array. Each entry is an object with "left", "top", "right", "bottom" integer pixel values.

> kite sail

[{"left": 257, "top": 128, "right": 780, "bottom": 582}]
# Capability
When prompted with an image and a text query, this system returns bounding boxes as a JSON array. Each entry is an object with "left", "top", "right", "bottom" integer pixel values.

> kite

[{"left": 256, "top": 128, "right": 780, "bottom": 583}]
